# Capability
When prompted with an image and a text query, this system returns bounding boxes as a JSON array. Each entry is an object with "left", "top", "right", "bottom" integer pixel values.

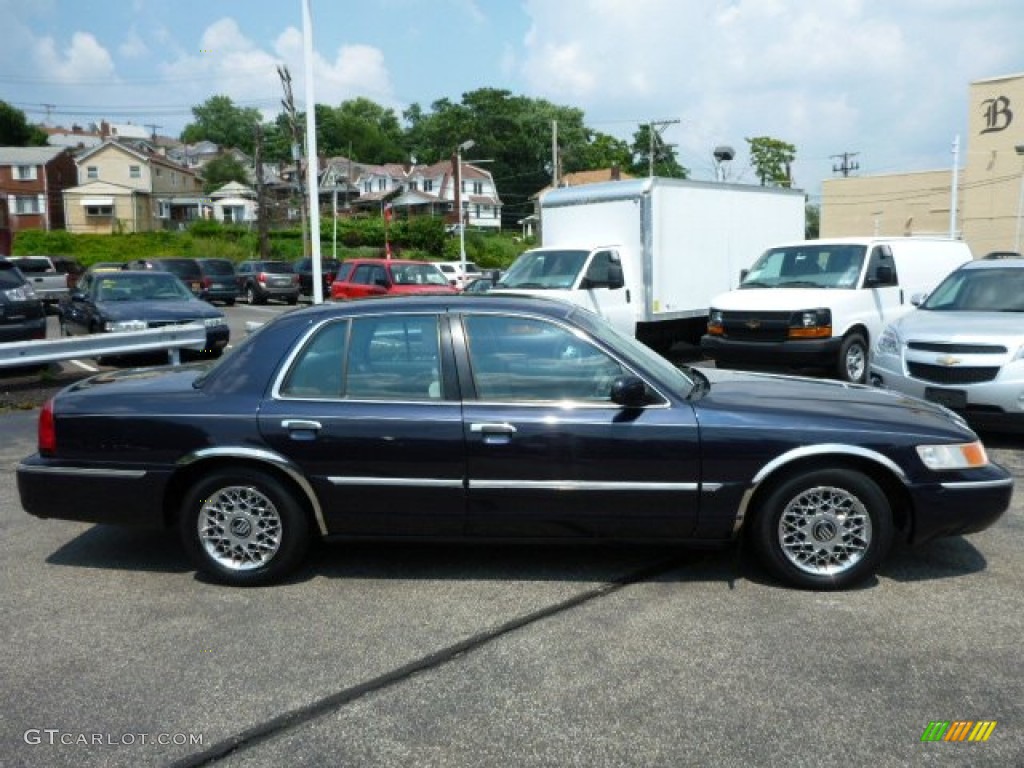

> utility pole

[
  {"left": 831, "top": 152, "right": 860, "bottom": 177},
  {"left": 253, "top": 123, "right": 270, "bottom": 259},
  {"left": 278, "top": 64, "right": 309, "bottom": 260},
  {"left": 145, "top": 123, "right": 162, "bottom": 142},
  {"left": 647, "top": 119, "right": 680, "bottom": 177}
]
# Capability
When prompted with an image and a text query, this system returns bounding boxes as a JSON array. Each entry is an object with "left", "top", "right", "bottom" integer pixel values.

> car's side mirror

[
  {"left": 910, "top": 292, "right": 927, "bottom": 306},
  {"left": 70, "top": 291, "right": 86, "bottom": 302},
  {"left": 610, "top": 375, "right": 648, "bottom": 407}
]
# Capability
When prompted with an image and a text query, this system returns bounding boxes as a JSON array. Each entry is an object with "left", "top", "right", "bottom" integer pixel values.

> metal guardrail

[{"left": 0, "top": 324, "right": 208, "bottom": 369}]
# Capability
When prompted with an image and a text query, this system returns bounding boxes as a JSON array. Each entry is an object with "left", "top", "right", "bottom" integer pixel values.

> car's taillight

[
  {"left": 39, "top": 398, "right": 56, "bottom": 456},
  {"left": 202, "top": 276, "right": 213, "bottom": 288},
  {"left": 258, "top": 272, "right": 268, "bottom": 284},
  {"left": 292, "top": 275, "right": 300, "bottom": 285}
]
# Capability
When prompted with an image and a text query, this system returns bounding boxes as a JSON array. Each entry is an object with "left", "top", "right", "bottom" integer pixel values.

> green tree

[
  {"left": 805, "top": 200, "right": 820, "bottom": 238},
  {"left": 746, "top": 136, "right": 797, "bottom": 187},
  {"left": 201, "top": 154, "right": 251, "bottom": 194},
  {"left": 0, "top": 101, "right": 47, "bottom": 146},
  {"left": 630, "top": 124, "right": 688, "bottom": 178},
  {"left": 181, "top": 95, "right": 262, "bottom": 154}
]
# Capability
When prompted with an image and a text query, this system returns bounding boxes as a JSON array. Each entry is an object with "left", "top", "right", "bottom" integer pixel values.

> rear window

[
  {"left": 11, "top": 257, "right": 52, "bottom": 274},
  {"left": 157, "top": 259, "right": 201, "bottom": 279},
  {"left": 260, "top": 262, "right": 294, "bottom": 274},
  {"left": 199, "top": 260, "right": 236, "bottom": 276}
]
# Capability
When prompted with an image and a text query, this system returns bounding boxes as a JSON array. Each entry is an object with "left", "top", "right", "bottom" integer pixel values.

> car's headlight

[
  {"left": 203, "top": 317, "right": 227, "bottom": 328},
  {"left": 105, "top": 320, "right": 148, "bottom": 332},
  {"left": 1012, "top": 344, "right": 1024, "bottom": 362},
  {"left": 875, "top": 325, "right": 902, "bottom": 357},
  {"left": 787, "top": 308, "right": 831, "bottom": 338},
  {"left": 707, "top": 309, "right": 723, "bottom": 335},
  {"left": 916, "top": 441, "right": 989, "bottom": 470}
]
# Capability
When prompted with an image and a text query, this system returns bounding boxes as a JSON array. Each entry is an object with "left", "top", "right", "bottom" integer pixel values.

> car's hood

[
  {"left": 893, "top": 308, "right": 1024, "bottom": 340},
  {"left": 693, "top": 367, "right": 973, "bottom": 440},
  {"left": 97, "top": 299, "right": 222, "bottom": 321}
]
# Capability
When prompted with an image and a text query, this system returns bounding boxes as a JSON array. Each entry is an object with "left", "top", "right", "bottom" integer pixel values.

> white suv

[
  {"left": 435, "top": 260, "right": 482, "bottom": 290},
  {"left": 870, "top": 258, "right": 1024, "bottom": 432}
]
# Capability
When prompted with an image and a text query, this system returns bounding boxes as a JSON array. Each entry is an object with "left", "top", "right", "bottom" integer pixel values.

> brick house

[{"left": 0, "top": 146, "right": 77, "bottom": 233}]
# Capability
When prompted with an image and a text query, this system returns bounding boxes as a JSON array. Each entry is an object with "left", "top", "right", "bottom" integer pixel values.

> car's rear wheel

[
  {"left": 224, "top": 298, "right": 235, "bottom": 307},
  {"left": 245, "top": 285, "right": 257, "bottom": 305},
  {"left": 751, "top": 468, "right": 893, "bottom": 590},
  {"left": 180, "top": 468, "right": 311, "bottom": 586},
  {"left": 837, "top": 333, "right": 868, "bottom": 383}
]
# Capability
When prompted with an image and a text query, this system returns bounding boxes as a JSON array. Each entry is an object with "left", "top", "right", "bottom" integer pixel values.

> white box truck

[
  {"left": 701, "top": 237, "right": 973, "bottom": 383},
  {"left": 492, "top": 177, "right": 806, "bottom": 352}
]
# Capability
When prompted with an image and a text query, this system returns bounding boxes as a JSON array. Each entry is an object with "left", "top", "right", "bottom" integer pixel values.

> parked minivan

[{"left": 701, "top": 237, "right": 973, "bottom": 382}]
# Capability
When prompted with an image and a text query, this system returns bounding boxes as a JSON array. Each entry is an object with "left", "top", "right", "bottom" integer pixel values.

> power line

[{"left": 831, "top": 152, "right": 860, "bottom": 177}]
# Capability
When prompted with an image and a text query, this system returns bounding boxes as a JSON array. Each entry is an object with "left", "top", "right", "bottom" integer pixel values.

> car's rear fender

[{"left": 166, "top": 447, "right": 327, "bottom": 535}]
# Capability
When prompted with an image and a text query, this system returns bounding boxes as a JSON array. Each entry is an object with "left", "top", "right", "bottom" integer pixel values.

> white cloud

[
  {"left": 119, "top": 27, "right": 148, "bottom": 59},
  {"left": 34, "top": 31, "right": 116, "bottom": 83}
]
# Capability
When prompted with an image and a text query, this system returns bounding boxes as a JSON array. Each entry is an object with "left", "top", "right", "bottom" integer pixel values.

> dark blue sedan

[
  {"left": 18, "top": 295, "right": 1012, "bottom": 589},
  {"left": 57, "top": 269, "right": 230, "bottom": 358}
]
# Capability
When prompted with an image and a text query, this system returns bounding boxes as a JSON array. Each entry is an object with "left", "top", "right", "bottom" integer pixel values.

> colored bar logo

[{"left": 921, "top": 721, "right": 997, "bottom": 742}]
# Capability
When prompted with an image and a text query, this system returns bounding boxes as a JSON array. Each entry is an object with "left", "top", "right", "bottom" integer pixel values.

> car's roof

[
  {"left": 959, "top": 258, "right": 1024, "bottom": 271},
  {"left": 345, "top": 258, "right": 439, "bottom": 266},
  {"left": 290, "top": 292, "right": 579, "bottom": 321}
]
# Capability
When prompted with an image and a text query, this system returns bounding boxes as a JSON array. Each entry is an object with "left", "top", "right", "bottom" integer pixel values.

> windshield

[
  {"left": 498, "top": 249, "right": 588, "bottom": 290},
  {"left": 921, "top": 267, "right": 1024, "bottom": 312},
  {"left": 94, "top": 273, "right": 193, "bottom": 301},
  {"left": 741, "top": 245, "right": 866, "bottom": 289}
]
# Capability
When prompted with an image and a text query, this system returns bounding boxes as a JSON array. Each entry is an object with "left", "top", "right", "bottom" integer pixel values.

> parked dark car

[
  {"left": 194, "top": 257, "right": 239, "bottom": 305},
  {"left": 329, "top": 259, "right": 456, "bottom": 300},
  {"left": 236, "top": 259, "right": 300, "bottom": 305},
  {"left": 294, "top": 257, "right": 340, "bottom": 298},
  {"left": 57, "top": 269, "right": 229, "bottom": 358},
  {"left": 127, "top": 257, "right": 204, "bottom": 297},
  {"left": 18, "top": 295, "right": 1012, "bottom": 589},
  {"left": 0, "top": 258, "right": 47, "bottom": 343}
]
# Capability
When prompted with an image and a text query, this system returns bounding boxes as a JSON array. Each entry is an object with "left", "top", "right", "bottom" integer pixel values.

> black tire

[
  {"left": 287, "top": 296, "right": 298, "bottom": 306},
  {"left": 224, "top": 298, "right": 235, "bottom": 307},
  {"left": 179, "top": 468, "right": 311, "bottom": 586},
  {"left": 751, "top": 468, "right": 893, "bottom": 590},
  {"left": 837, "top": 333, "right": 868, "bottom": 383}
]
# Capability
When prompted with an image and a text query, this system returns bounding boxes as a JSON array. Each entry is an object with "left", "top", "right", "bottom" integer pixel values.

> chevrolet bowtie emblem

[
  {"left": 745, "top": 320, "right": 761, "bottom": 329},
  {"left": 936, "top": 355, "right": 962, "bottom": 366}
]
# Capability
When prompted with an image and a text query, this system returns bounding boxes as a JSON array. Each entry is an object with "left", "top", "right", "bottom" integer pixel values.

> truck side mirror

[{"left": 739, "top": 268, "right": 749, "bottom": 282}]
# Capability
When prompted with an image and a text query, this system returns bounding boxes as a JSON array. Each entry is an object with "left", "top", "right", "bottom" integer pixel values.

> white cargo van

[{"left": 701, "top": 237, "right": 973, "bottom": 382}]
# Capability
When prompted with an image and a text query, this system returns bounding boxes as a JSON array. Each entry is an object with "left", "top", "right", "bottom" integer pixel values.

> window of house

[
  {"left": 363, "top": 181, "right": 372, "bottom": 193},
  {"left": 14, "top": 165, "right": 37, "bottom": 181},
  {"left": 129, "top": 165, "right": 141, "bottom": 178},
  {"left": 85, "top": 205, "right": 113, "bottom": 217},
  {"left": 86, "top": 166, "right": 98, "bottom": 180},
  {"left": 409, "top": 181, "right": 418, "bottom": 191},
  {"left": 473, "top": 182, "right": 483, "bottom": 194},
  {"left": 13, "top": 196, "right": 43, "bottom": 215},
  {"left": 155, "top": 168, "right": 162, "bottom": 177},
  {"left": 377, "top": 178, "right": 386, "bottom": 191},
  {"left": 424, "top": 180, "right": 433, "bottom": 192},
  {"left": 475, "top": 204, "right": 481, "bottom": 219}
]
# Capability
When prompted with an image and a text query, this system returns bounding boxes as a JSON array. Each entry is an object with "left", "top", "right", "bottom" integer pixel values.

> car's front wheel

[
  {"left": 837, "top": 333, "right": 868, "bottom": 383},
  {"left": 751, "top": 468, "right": 893, "bottom": 590},
  {"left": 245, "top": 285, "right": 258, "bottom": 305},
  {"left": 179, "top": 468, "right": 311, "bottom": 586}
]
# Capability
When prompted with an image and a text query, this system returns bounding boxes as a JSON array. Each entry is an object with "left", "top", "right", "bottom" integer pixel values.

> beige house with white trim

[
  {"left": 63, "top": 140, "right": 203, "bottom": 233},
  {"left": 821, "top": 72, "right": 1024, "bottom": 257}
]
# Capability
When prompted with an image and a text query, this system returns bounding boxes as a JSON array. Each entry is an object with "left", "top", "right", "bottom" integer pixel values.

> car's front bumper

[
  {"left": 701, "top": 335, "right": 844, "bottom": 368},
  {"left": 17, "top": 455, "right": 172, "bottom": 527},
  {"left": 906, "top": 463, "right": 1013, "bottom": 544},
  {"left": 870, "top": 360, "right": 1024, "bottom": 432}
]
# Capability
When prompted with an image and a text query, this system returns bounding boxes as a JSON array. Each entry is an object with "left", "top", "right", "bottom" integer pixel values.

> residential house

[
  {"left": 63, "top": 140, "right": 204, "bottom": 233},
  {"left": 349, "top": 157, "right": 502, "bottom": 230},
  {"left": 0, "top": 146, "right": 78, "bottom": 233},
  {"left": 210, "top": 180, "right": 257, "bottom": 224}
]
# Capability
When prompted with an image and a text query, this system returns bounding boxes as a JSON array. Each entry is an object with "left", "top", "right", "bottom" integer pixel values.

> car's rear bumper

[
  {"left": 17, "top": 455, "right": 172, "bottom": 527},
  {"left": 0, "top": 316, "right": 47, "bottom": 342}
]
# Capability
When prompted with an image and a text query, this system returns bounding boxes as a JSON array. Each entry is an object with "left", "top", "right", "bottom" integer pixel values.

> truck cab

[{"left": 494, "top": 246, "right": 635, "bottom": 336}]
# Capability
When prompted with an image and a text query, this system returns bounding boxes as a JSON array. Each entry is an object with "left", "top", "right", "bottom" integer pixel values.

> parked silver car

[{"left": 870, "top": 258, "right": 1024, "bottom": 431}]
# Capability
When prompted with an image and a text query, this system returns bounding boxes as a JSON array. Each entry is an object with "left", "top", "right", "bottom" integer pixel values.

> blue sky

[{"left": 2, "top": 0, "right": 1023, "bottom": 197}]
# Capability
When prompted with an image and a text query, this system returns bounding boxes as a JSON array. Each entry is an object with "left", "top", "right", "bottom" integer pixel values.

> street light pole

[
  {"left": 1014, "top": 144, "right": 1024, "bottom": 253},
  {"left": 456, "top": 139, "right": 475, "bottom": 276}
]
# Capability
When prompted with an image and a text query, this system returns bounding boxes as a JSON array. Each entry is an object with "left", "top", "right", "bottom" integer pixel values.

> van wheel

[{"left": 837, "top": 333, "right": 867, "bottom": 383}]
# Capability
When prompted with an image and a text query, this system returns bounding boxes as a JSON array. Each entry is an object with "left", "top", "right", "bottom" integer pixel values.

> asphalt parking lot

[{"left": 2, "top": 304, "right": 1023, "bottom": 767}]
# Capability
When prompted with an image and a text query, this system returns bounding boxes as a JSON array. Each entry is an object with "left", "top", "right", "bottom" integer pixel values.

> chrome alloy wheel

[
  {"left": 197, "top": 485, "right": 283, "bottom": 571},
  {"left": 777, "top": 485, "right": 872, "bottom": 575},
  {"left": 845, "top": 344, "right": 866, "bottom": 382}
]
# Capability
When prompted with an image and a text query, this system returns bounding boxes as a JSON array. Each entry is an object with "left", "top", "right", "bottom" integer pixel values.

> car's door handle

[
  {"left": 470, "top": 422, "right": 517, "bottom": 434},
  {"left": 282, "top": 419, "right": 322, "bottom": 437},
  {"left": 470, "top": 422, "right": 517, "bottom": 445}
]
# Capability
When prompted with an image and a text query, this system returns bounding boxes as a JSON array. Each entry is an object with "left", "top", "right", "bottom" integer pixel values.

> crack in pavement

[{"left": 167, "top": 553, "right": 703, "bottom": 767}]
